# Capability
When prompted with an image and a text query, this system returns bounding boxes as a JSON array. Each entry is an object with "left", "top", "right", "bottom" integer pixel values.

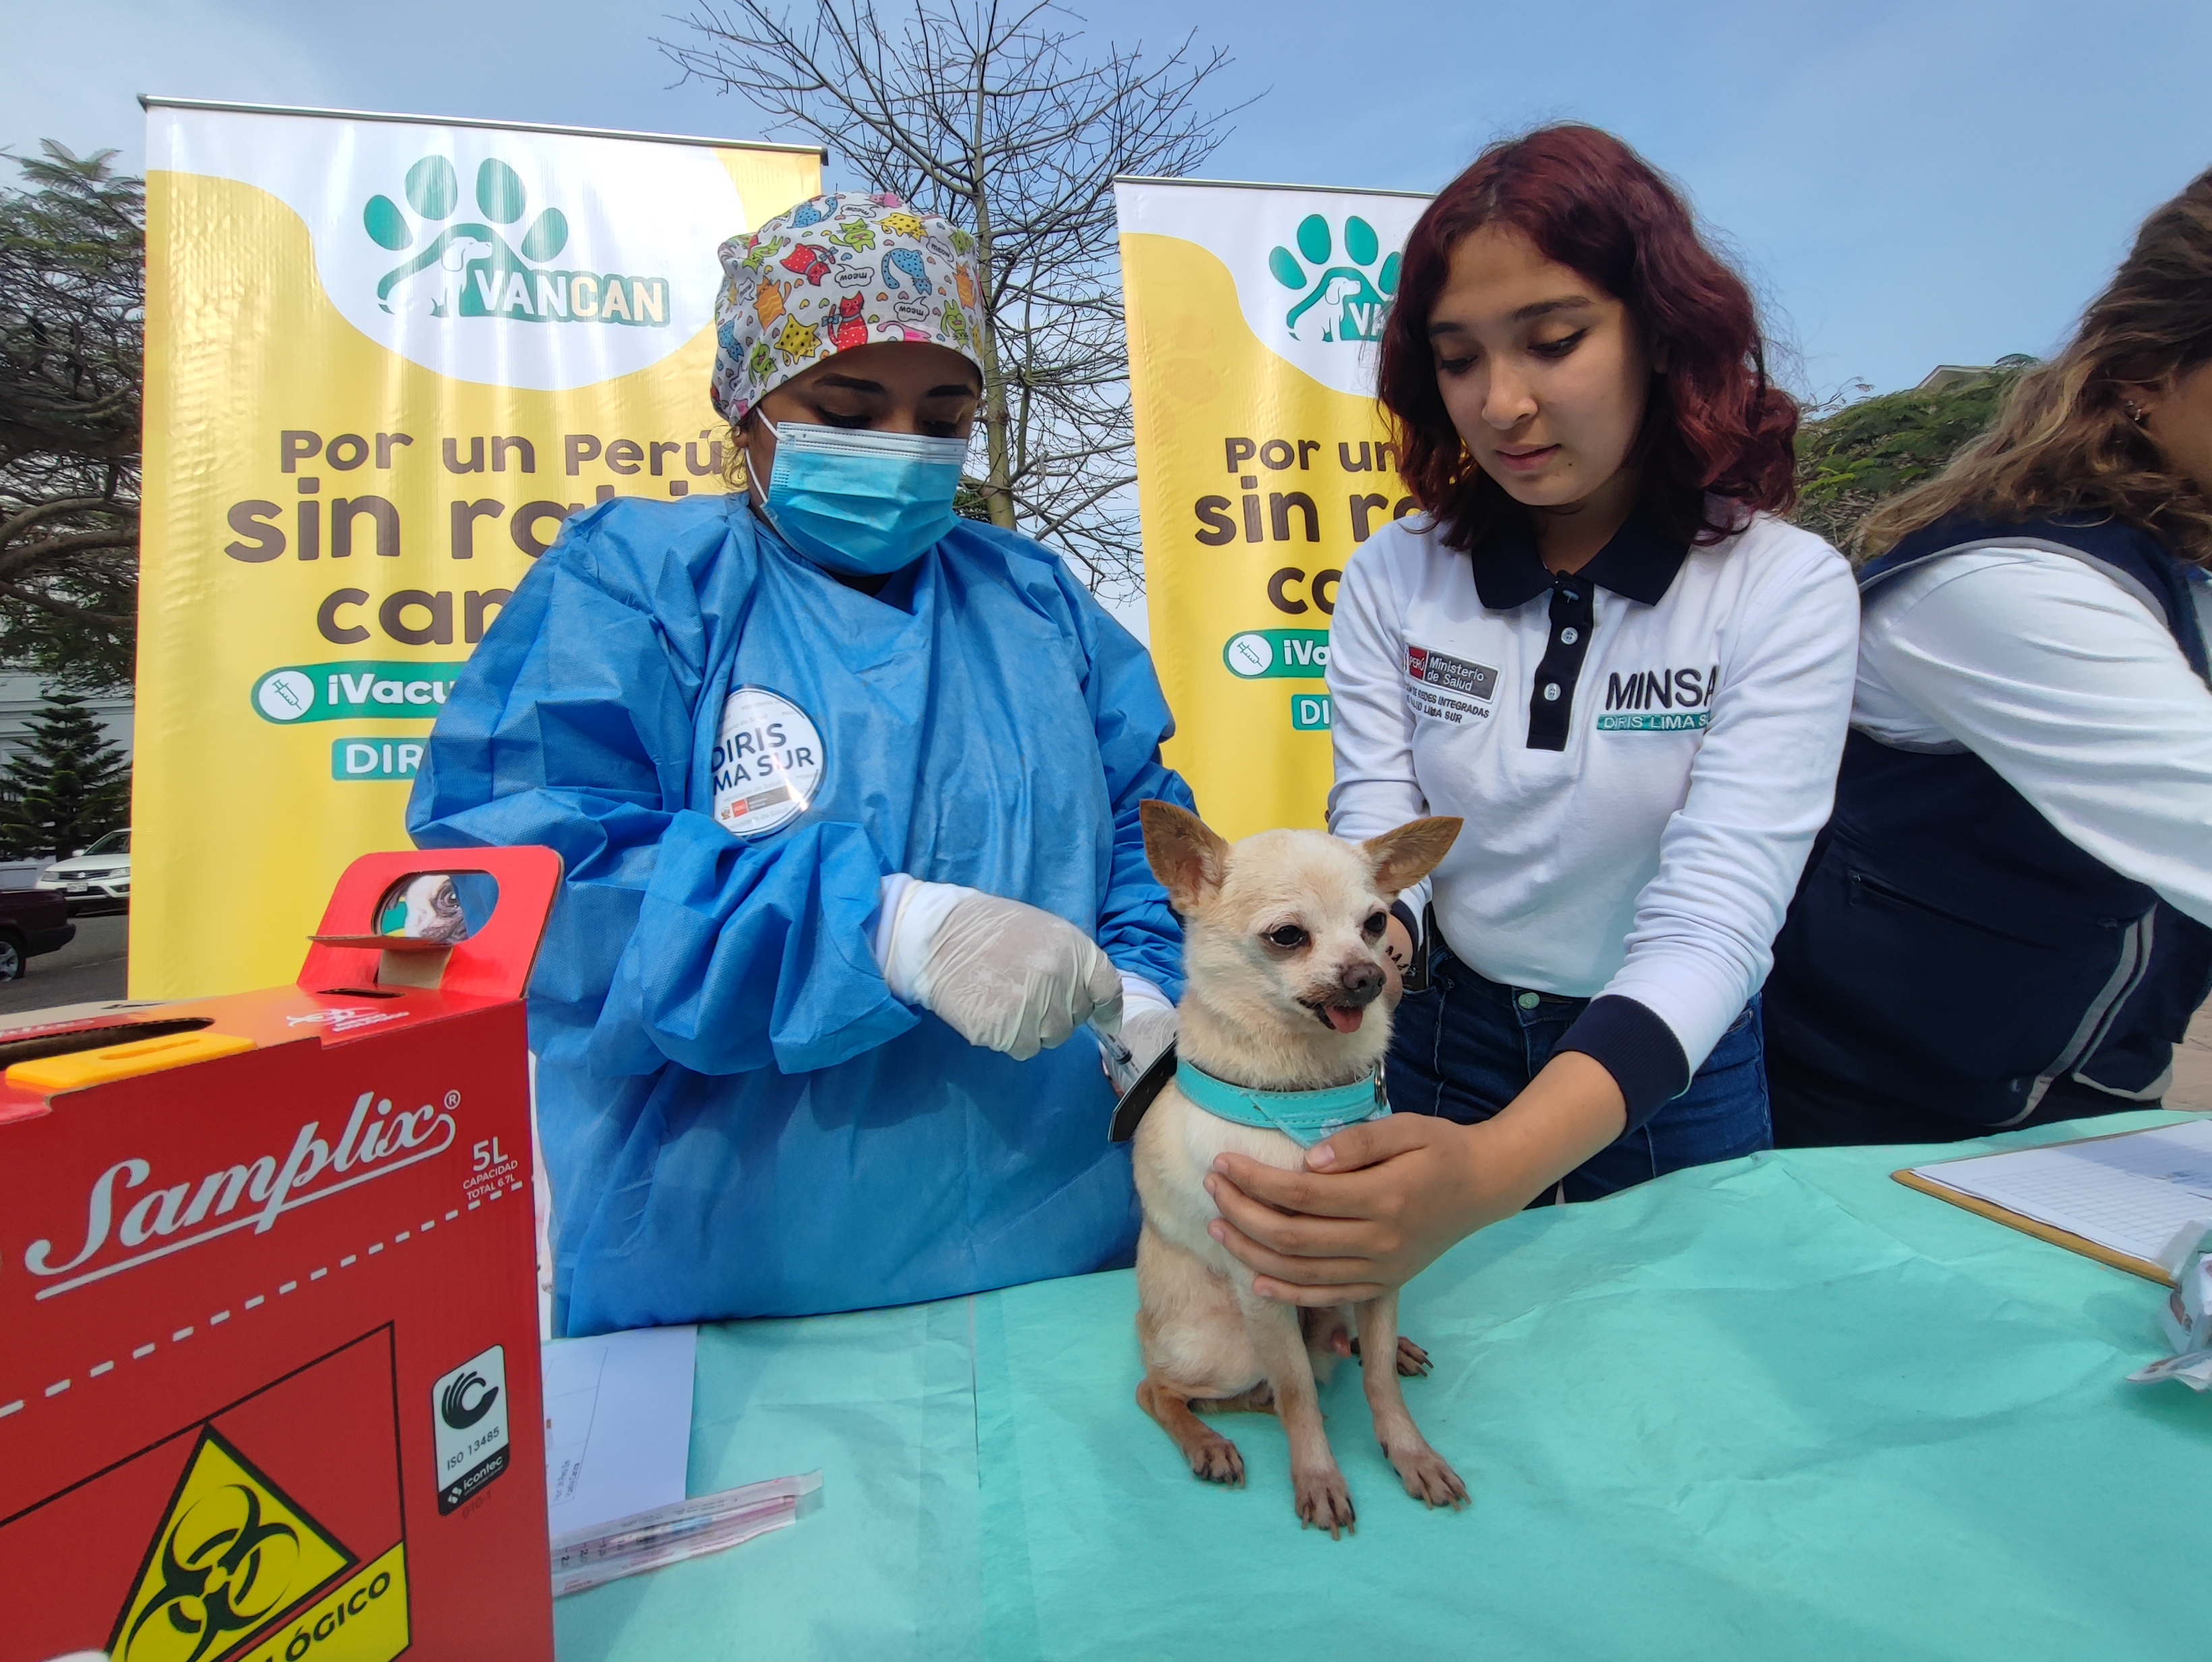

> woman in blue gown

[{"left": 409, "top": 192, "right": 1192, "bottom": 1334}]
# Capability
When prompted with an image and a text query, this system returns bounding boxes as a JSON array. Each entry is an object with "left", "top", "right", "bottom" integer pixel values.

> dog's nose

[{"left": 1337, "top": 961, "right": 1385, "bottom": 1006}]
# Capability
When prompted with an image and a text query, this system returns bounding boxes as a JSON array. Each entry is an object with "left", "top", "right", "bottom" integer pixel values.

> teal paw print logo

[
  {"left": 1269, "top": 214, "right": 1401, "bottom": 345},
  {"left": 359, "top": 157, "right": 668, "bottom": 328},
  {"left": 363, "top": 156, "right": 569, "bottom": 318}
]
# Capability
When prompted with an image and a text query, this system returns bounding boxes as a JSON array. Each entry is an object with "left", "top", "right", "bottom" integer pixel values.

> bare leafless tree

[{"left": 664, "top": 1, "right": 1246, "bottom": 594}]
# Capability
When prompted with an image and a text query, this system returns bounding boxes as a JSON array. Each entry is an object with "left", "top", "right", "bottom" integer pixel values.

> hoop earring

[{"left": 2124, "top": 399, "right": 2150, "bottom": 427}]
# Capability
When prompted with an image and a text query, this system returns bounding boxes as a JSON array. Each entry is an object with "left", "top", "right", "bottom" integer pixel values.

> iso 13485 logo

[{"left": 430, "top": 1344, "right": 511, "bottom": 1514}]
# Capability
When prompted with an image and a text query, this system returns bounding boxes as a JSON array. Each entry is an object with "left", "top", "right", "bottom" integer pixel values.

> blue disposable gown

[{"left": 407, "top": 496, "right": 1194, "bottom": 1334}]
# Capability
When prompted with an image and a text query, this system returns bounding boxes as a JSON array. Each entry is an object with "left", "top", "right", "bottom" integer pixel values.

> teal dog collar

[{"left": 1173, "top": 1058, "right": 1389, "bottom": 1149}]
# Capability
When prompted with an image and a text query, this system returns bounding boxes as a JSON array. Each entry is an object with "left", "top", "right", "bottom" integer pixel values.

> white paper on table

[
  {"left": 542, "top": 1323, "right": 698, "bottom": 1539},
  {"left": 1907, "top": 1118, "right": 2212, "bottom": 1270}
]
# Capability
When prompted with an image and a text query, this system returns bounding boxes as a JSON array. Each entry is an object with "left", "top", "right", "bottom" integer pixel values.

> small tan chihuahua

[{"left": 1132, "top": 801, "right": 1465, "bottom": 1535}]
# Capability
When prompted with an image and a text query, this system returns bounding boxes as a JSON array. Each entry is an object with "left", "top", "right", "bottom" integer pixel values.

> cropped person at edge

[
  {"left": 1764, "top": 167, "right": 2212, "bottom": 1145},
  {"left": 408, "top": 192, "right": 1190, "bottom": 1334},
  {"left": 1201, "top": 125, "right": 1861, "bottom": 1306}
]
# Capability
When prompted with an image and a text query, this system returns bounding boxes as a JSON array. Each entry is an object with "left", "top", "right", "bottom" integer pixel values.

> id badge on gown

[{"left": 709, "top": 686, "right": 825, "bottom": 840}]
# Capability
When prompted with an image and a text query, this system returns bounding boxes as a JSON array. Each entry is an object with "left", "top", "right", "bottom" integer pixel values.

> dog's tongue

[{"left": 1322, "top": 1004, "right": 1365, "bottom": 1035}]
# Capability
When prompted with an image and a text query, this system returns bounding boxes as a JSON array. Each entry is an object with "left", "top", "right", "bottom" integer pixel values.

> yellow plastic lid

[{"left": 6, "top": 1031, "right": 256, "bottom": 1093}]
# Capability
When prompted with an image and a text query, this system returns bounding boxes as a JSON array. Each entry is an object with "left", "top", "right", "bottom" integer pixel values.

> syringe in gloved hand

[{"left": 1090, "top": 1019, "right": 1141, "bottom": 1095}]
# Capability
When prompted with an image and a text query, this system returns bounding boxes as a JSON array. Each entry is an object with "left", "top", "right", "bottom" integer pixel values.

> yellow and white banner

[
  {"left": 138, "top": 101, "right": 819, "bottom": 996},
  {"left": 1115, "top": 178, "right": 1429, "bottom": 838}
]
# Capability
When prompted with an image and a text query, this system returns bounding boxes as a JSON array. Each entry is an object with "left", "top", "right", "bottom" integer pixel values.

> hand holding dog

[{"left": 1205, "top": 1052, "right": 1630, "bottom": 1303}]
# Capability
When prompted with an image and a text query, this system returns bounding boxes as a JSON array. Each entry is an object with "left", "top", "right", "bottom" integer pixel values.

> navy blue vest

[{"left": 1764, "top": 514, "right": 2212, "bottom": 1128}]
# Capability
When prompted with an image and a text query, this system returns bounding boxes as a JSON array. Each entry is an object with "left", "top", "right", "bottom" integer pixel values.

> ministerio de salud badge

[{"left": 711, "top": 687, "right": 825, "bottom": 839}]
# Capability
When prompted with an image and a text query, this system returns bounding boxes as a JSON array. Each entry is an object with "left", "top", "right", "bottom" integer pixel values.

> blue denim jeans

[{"left": 1387, "top": 951, "right": 1772, "bottom": 1203}]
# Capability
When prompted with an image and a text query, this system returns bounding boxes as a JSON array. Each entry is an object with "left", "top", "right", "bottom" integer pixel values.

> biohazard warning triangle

[{"left": 108, "top": 1426, "right": 351, "bottom": 1662}]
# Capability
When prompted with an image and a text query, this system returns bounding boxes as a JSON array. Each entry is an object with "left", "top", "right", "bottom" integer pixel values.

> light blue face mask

[{"left": 758, "top": 418, "right": 968, "bottom": 576}]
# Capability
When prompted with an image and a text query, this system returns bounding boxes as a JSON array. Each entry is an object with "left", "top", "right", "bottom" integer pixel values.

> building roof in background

[
  {"left": 0, "top": 677, "right": 133, "bottom": 766},
  {"left": 1916, "top": 353, "right": 2037, "bottom": 395},
  {"left": 1917, "top": 364, "right": 1995, "bottom": 393}
]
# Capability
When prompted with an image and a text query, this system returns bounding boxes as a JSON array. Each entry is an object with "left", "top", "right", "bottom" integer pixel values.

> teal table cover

[{"left": 555, "top": 1113, "right": 2212, "bottom": 1661}]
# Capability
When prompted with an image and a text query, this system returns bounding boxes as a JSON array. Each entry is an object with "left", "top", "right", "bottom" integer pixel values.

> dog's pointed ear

[
  {"left": 1141, "top": 800, "right": 1231, "bottom": 913},
  {"left": 1363, "top": 816, "right": 1463, "bottom": 896}
]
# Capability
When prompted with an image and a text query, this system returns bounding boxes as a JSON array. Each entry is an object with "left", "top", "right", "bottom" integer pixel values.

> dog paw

[
  {"left": 1349, "top": 1334, "right": 1432, "bottom": 1375},
  {"left": 1188, "top": 1434, "right": 1245, "bottom": 1486},
  {"left": 1293, "top": 1468, "right": 1356, "bottom": 1537},
  {"left": 1386, "top": 1443, "right": 1467, "bottom": 1510}
]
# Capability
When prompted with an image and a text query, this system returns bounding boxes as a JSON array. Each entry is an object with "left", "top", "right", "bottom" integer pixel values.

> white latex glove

[
  {"left": 1118, "top": 974, "right": 1179, "bottom": 1074},
  {"left": 874, "top": 876, "right": 1122, "bottom": 1060}
]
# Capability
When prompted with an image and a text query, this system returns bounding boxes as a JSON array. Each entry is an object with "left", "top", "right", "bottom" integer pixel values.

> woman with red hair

[{"left": 1204, "top": 126, "right": 1859, "bottom": 1306}]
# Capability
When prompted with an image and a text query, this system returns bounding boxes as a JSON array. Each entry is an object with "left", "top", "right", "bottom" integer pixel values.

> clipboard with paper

[{"left": 1894, "top": 1116, "right": 2212, "bottom": 1284}]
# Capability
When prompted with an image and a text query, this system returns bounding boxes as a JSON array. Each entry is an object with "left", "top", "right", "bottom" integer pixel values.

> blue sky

[{"left": 5, "top": 0, "right": 2210, "bottom": 397}]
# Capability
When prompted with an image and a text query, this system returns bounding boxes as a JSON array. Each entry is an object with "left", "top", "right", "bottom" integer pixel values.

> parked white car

[{"left": 37, "top": 826, "right": 131, "bottom": 913}]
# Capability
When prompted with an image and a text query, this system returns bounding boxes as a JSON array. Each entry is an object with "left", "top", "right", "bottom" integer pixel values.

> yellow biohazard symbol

[{"left": 111, "top": 1428, "right": 352, "bottom": 1662}]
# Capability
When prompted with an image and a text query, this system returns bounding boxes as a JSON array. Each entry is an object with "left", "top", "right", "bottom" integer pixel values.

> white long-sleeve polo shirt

[
  {"left": 1327, "top": 506, "right": 1859, "bottom": 1121},
  {"left": 1852, "top": 544, "right": 2212, "bottom": 926}
]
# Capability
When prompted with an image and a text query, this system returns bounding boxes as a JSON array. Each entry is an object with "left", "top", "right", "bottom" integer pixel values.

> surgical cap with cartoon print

[{"left": 710, "top": 192, "right": 986, "bottom": 424}]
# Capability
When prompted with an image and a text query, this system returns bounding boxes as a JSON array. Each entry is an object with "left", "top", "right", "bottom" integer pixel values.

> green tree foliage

[
  {"left": 0, "top": 688, "right": 129, "bottom": 860},
  {"left": 0, "top": 142, "right": 143, "bottom": 691},
  {"left": 1794, "top": 357, "right": 2035, "bottom": 554}
]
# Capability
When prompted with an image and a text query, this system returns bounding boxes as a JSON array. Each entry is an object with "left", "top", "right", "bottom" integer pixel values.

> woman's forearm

[{"left": 1481, "top": 1051, "right": 1629, "bottom": 1204}]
